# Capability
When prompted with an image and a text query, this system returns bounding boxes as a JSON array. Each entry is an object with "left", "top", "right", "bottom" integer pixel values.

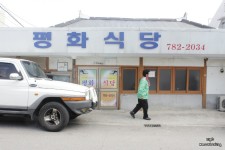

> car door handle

[{"left": 29, "top": 84, "right": 37, "bottom": 87}]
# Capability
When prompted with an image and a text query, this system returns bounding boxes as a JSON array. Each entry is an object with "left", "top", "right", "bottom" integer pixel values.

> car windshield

[{"left": 21, "top": 61, "right": 47, "bottom": 78}]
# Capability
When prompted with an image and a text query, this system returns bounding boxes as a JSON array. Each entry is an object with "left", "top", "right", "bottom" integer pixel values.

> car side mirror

[{"left": 9, "top": 73, "right": 22, "bottom": 80}]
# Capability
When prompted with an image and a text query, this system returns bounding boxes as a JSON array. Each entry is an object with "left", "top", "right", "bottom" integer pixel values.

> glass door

[
  {"left": 78, "top": 68, "right": 98, "bottom": 88},
  {"left": 99, "top": 68, "right": 119, "bottom": 109},
  {"left": 78, "top": 67, "right": 119, "bottom": 109}
]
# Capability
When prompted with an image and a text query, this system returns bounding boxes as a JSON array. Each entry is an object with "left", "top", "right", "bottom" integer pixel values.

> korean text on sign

[
  {"left": 104, "top": 32, "right": 124, "bottom": 49},
  {"left": 140, "top": 32, "right": 161, "bottom": 49},
  {"left": 67, "top": 32, "right": 89, "bottom": 48},
  {"left": 33, "top": 32, "right": 52, "bottom": 48}
]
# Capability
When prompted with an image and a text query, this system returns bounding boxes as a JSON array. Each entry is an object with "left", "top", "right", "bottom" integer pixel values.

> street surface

[{"left": 0, "top": 109, "right": 225, "bottom": 150}]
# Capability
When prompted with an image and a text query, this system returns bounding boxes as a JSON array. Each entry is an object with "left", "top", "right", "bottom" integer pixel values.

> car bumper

[{"left": 65, "top": 100, "right": 98, "bottom": 115}]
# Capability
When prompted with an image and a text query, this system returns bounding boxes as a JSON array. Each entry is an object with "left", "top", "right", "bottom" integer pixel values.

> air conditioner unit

[{"left": 217, "top": 96, "right": 225, "bottom": 111}]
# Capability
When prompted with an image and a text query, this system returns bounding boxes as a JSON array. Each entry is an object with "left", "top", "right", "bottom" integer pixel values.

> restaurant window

[
  {"left": 121, "top": 67, "right": 137, "bottom": 92},
  {"left": 188, "top": 69, "right": 200, "bottom": 91},
  {"left": 144, "top": 67, "right": 202, "bottom": 94},
  {"left": 175, "top": 69, "right": 187, "bottom": 91},
  {"left": 159, "top": 68, "right": 171, "bottom": 91}
]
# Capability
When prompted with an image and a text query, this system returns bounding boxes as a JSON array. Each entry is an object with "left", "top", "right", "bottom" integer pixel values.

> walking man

[{"left": 130, "top": 69, "right": 151, "bottom": 120}]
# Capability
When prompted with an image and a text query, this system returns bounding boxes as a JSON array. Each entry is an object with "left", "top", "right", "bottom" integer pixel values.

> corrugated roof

[{"left": 53, "top": 17, "right": 214, "bottom": 29}]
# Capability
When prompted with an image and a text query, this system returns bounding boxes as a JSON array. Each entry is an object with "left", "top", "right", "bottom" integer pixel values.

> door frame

[{"left": 77, "top": 66, "right": 120, "bottom": 109}]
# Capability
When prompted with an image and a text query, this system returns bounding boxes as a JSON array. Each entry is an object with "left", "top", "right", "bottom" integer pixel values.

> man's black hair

[{"left": 142, "top": 69, "right": 149, "bottom": 77}]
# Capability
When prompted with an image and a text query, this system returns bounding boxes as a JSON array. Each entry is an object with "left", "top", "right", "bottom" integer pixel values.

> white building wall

[
  {"left": 144, "top": 58, "right": 204, "bottom": 66},
  {"left": 76, "top": 57, "right": 204, "bottom": 67},
  {"left": 49, "top": 57, "right": 73, "bottom": 70},
  {"left": 76, "top": 57, "right": 139, "bottom": 66},
  {"left": 207, "top": 59, "right": 225, "bottom": 94},
  {"left": 207, "top": 67, "right": 225, "bottom": 94},
  {"left": 0, "top": 10, "right": 5, "bottom": 27},
  {"left": 121, "top": 94, "right": 202, "bottom": 110},
  {"left": 206, "top": 59, "right": 225, "bottom": 109}
]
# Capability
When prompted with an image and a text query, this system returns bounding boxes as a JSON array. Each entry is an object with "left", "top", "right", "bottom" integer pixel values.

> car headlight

[
  {"left": 90, "top": 87, "right": 98, "bottom": 103},
  {"left": 85, "top": 90, "right": 90, "bottom": 100}
]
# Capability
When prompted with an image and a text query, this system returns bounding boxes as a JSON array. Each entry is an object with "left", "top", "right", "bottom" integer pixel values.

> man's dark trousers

[{"left": 132, "top": 99, "right": 148, "bottom": 118}]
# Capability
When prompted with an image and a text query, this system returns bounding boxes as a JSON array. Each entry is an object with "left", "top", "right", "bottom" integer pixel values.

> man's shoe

[
  {"left": 143, "top": 117, "right": 151, "bottom": 120},
  {"left": 130, "top": 111, "right": 135, "bottom": 118}
]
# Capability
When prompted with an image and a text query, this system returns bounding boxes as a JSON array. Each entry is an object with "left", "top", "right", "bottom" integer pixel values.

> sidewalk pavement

[
  {"left": 76, "top": 108, "right": 225, "bottom": 150},
  {"left": 82, "top": 108, "right": 225, "bottom": 128},
  {"left": 1, "top": 108, "right": 223, "bottom": 150}
]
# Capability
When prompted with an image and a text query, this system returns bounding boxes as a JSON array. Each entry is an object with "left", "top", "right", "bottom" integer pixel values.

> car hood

[{"left": 31, "top": 78, "right": 89, "bottom": 92}]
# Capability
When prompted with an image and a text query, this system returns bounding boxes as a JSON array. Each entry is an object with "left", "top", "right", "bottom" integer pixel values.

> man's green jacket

[{"left": 137, "top": 77, "right": 149, "bottom": 100}]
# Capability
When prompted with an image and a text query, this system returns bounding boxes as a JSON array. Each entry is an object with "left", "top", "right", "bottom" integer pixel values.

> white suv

[{"left": 0, "top": 58, "right": 98, "bottom": 132}]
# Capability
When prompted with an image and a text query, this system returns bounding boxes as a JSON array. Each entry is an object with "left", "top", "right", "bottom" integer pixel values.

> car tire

[{"left": 38, "top": 102, "right": 69, "bottom": 132}]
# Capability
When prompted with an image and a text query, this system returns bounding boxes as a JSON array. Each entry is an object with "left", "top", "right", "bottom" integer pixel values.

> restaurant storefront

[{"left": 1, "top": 26, "right": 225, "bottom": 110}]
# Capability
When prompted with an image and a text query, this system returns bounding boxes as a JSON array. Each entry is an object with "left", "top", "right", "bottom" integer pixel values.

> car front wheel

[{"left": 38, "top": 102, "right": 69, "bottom": 132}]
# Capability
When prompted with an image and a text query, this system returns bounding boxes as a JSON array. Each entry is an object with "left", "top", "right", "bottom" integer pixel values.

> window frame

[{"left": 144, "top": 66, "right": 202, "bottom": 94}]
